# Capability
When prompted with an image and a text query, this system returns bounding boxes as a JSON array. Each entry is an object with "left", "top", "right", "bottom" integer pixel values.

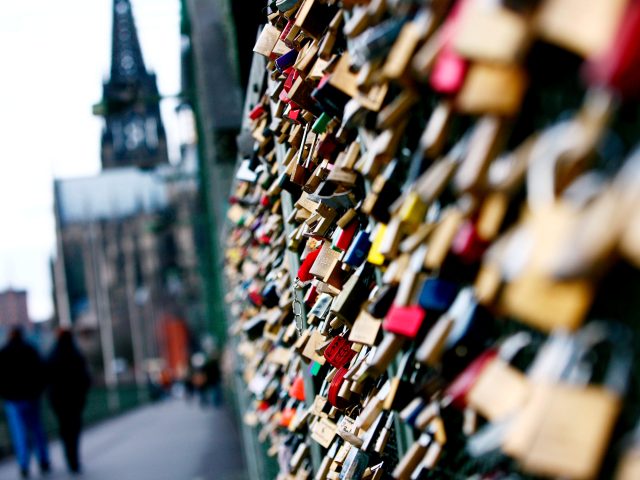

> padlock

[
  {"left": 383, "top": 350, "right": 418, "bottom": 411},
  {"left": 261, "top": 281, "right": 281, "bottom": 308},
  {"left": 377, "top": 90, "right": 419, "bottom": 131},
  {"left": 328, "top": 367, "right": 355, "bottom": 410},
  {"left": 294, "top": 0, "right": 340, "bottom": 39},
  {"left": 343, "top": 0, "right": 386, "bottom": 38},
  {"left": 536, "top": 0, "right": 627, "bottom": 58},
  {"left": 382, "top": 304, "right": 427, "bottom": 339},
  {"left": 349, "top": 310, "right": 382, "bottom": 347},
  {"left": 297, "top": 246, "right": 322, "bottom": 284},
  {"left": 339, "top": 445, "right": 369, "bottom": 480},
  {"left": 451, "top": 0, "right": 532, "bottom": 64},
  {"left": 430, "top": 45, "right": 468, "bottom": 94},
  {"left": 424, "top": 208, "right": 465, "bottom": 271},
  {"left": 355, "top": 382, "right": 390, "bottom": 431},
  {"left": 616, "top": 423, "right": 640, "bottom": 480},
  {"left": 343, "top": 230, "right": 372, "bottom": 268},
  {"left": 451, "top": 219, "right": 490, "bottom": 264},
  {"left": 308, "top": 292, "right": 333, "bottom": 325},
  {"left": 324, "top": 336, "right": 357, "bottom": 369},
  {"left": 350, "top": 17, "right": 406, "bottom": 70},
  {"left": 278, "top": 433, "right": 301, "bottom": 473},
  {"left": 362, "top": 160, "right": 403, "bottom": 223},
  {"left": 416, "top": 287, "right": 493, "bottom": 379},
  {"left": 584, "top": 1, "right": 640, "bottom": 98},
  {"left": 503, "top": 322, "right": 633, "bottom": 480},
  {"left": 383, "top": 265, "right": 429, "bottom": 338},
  {"left": 333, "top": 220, "right": 359, "bottom": 252},
  {"left": 339, "top": 410, "right": 391, "bottom": 480},
  {"left": 451, "top": 332, "right": 532, "bottom": 420},
  {"left": 417, "top": 278, "right": 459, "bottom": 313},
  {"left": 454, "top": 116, "right": 507, "bottom": 194},
  {"left": 242, "top": 314, "right": 268, "bottom": 341},
  {"left": 392, "top": 434, "right": 431, "bottom": 479},
  {"left": 312, "top": 74, "right": 352, "bottom": 119},
  {"left": 356, "top": 127, "right": 407, "bottom": 180},
  {"left": 315, "top": 440, "right": 340, "bottom": 480},
  {"left": 367, "top": 284, "right": 398, "bottom": 319},
  {"left": 309, "top": 242, "right": 342, "bottom": 286},
  {"left": 302, "top": 328, "right": 328, "bottom": 365},
  {"left": 367, "top": 332, "right": 405, "bottom": 378},
  {"left": 455, "top": 63, "right": 527, "bottom": 116},
  {"left": 428, "top": 0, "right": 469, "bottom": 93},
  {"left": 276, "top": 49, "right": 299, "bottom": 73},
  {"left": 254, "top": 24, "right": 282, "bottom": 58},
  {"left": 318, "top": 10, "right": 344, "bottom": 60}
]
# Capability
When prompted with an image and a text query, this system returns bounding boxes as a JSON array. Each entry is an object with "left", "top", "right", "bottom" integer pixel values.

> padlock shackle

[
  {"left": 527, "top": 329, "right": 576, "bottom": 383},
  {"left": 526, "top": 90, "right": 613, "bottom": 212},
  {"left": 496, "top": 331, "right": 532, "bottom": 363},
  {"left": 567, "top": 321, "right": 633, "bottom": 394},
  {"left": 394, "top": 348, "right": 415, "bottom": 380}
]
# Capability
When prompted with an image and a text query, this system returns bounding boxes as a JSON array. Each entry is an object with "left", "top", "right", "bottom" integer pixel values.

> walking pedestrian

[
  {"left": 201, "top": 349, "right": 222, "bottom": 407},
  {"left": 0, "top": 327, "right": 50, "bottom": 479},
  {"left": 46, "top": 329, "right": 91, "bottom": 475}
]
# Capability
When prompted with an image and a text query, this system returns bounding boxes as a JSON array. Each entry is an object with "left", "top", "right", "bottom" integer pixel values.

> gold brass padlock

[
  {"left": 503, "top": 323, "right": 632, "bottom": 480},
  {"left": 466, "top": 332, "right": 532, "bottom": 421}
]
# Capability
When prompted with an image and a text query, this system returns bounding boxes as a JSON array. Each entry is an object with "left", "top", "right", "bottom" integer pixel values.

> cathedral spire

[
  {"left": 110, "top": 0, "right": 147, "bottom": 83},
  {"left": 99, "top": 0, "right": 169, "bottom": 170}
]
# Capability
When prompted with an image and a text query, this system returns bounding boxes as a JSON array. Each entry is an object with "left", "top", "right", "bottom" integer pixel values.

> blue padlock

[
  {"left": 343, "top": 230, "right": 371, "bottom": 268},
  {"left": 275, "top": 49, "right": 298, "bottom": 73},
  {"left": 418, "top": 278, "right": 459, "bottom": 313}
]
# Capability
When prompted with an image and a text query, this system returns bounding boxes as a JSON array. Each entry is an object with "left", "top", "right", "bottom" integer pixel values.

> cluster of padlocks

[{"left": 223, "top": 0, "right": 640, "bottom": 478}]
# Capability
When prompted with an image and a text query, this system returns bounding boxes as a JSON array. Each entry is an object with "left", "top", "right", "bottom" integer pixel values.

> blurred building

[
  {"left": 0, "top": 289, "right": 30, "bottom": 328},
  {"left": 52, "top": 0, "right": 202, "bottom": 388}
]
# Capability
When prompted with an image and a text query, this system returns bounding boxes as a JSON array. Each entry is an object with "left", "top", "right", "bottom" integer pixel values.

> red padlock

[
  {"left": 430, "top": 46, "right": 469, "bottom": 94},
  {"left": 283, "top": 68, "right": 299, "bottom": 93},
  {"left": 279, "top": 406, "right": 296, "bottom": 427},
  {"left": 451, "top": 220, "right": 489, "bottom": 264},
  {"left": 383, "top": 304, "right": 427, "bottom": 339},
  {"left": 248, "top": 289, "right": 264, "bottom": 307},
  {"left": 280, "top": 18, "right": 295, "bottom": 43},
  {"left": 288, "top": 108, "right": 302, "bottom": 123},
  {"left": 297, "top": 246, "right": 322, "bottom": 283},
  {"left": 328, "top": 367, "right": 350, "bottom": 409},
  {"left": 249, "top": 104, "right": 266, "bottom": 121},
  {"left": 429, "top": 0, "right": 469, "bottom": 94},
  {"left": 304, "top": 283, "right": 319, "bottom": 308},
  {"left": 258, "top": 234, "right": 271, "bottom": 245},
  {"left": 584, "top": 1, "right": 640, "bottom": 98},
  {"left": 324, "top": 336, "right": 357, "bottom": 369},
  {"left": 279, "top": 89, "right": 290, "bottom": 104},
  {"left": 317, "top": 135, "right": 338, "bottom": 160},
  {"left": 288, "top": 376, "right": 306, "bottom": 402},
  {"left": 333, "top": 221, "right": 358, "bottom": 252}
]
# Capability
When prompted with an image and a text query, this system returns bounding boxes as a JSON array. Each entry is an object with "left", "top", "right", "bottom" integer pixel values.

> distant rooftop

[{"left": 55, "top": 167, "right": 168, "bottom": 225}]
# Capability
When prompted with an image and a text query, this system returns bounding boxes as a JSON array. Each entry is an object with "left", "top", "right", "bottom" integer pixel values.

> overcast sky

[{"left": 0, "top": 0, "right": 181, "bottom": 320}]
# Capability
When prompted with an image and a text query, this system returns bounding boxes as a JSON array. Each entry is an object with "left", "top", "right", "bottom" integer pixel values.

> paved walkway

[{"left": 0, "top": 399, "right": 248, "bottom": 480}]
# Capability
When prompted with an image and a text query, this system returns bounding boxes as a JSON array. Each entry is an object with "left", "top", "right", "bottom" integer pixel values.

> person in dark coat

[
  {"left": 200, "top": 350, "right": 222, "bottom": 407},
  {"left": 0, "top": 326, "right": 50, "bottom": 478},
  {"left": 47, "top": 329, "right": 91, "bottom": 474}
]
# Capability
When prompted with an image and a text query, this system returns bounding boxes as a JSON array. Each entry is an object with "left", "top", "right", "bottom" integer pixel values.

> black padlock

[
  {"left": 367, "top": 284, "right": 398, "bottom": 318},
  {"left": 261, "top": 282, "right": 280, "bottom": 308}
]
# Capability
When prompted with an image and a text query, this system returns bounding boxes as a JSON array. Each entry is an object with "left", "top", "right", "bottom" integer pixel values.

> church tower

[{"left": 100, "top": 0, "right": 169, "bottom": 170}]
